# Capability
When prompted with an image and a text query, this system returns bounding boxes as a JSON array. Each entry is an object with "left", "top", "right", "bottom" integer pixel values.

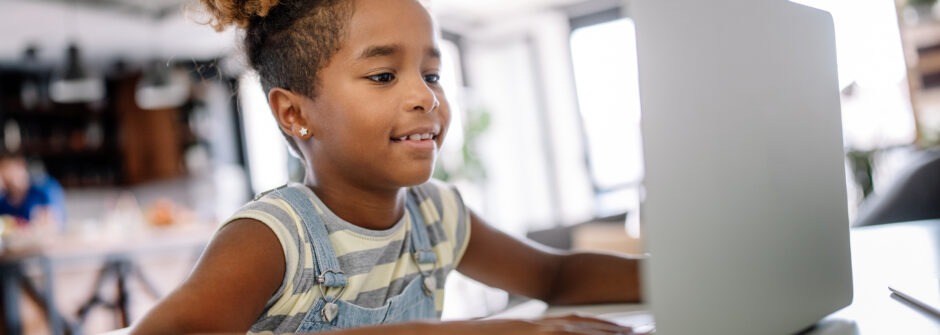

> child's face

[{"left": 302, "top": 0, "right": 450, "bottom": 189}]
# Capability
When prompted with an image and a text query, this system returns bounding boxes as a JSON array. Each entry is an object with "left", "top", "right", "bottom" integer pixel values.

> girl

[{"left": 132, "top": 0, "right": 643, "bottom": 334}]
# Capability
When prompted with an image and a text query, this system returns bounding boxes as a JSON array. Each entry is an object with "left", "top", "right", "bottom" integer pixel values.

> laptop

[{"left": 630, "top": 0, "right": 854, "bottom": 333}]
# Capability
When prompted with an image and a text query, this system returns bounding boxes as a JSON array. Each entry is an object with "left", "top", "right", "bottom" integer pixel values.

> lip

[
  {"left": 390, "top": 126, "right": 441, "bottom": 141},
  {"left": 390, "top": 126, "right": 441, "bottom": 151}
]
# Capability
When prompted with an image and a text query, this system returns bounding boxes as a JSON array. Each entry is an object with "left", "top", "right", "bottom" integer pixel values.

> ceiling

[
  {"left": 0, "top": 0, "right": 234, "bottom": 68},
  {"left": 0, "top": 0, "right": 608, "bottom": 70}
]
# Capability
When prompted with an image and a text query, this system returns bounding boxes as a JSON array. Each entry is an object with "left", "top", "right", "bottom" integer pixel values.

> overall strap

[
  {"left": 277, "top": 186, "right": 348, "bottom": 288},
  {"left": 406, "top": 188, "right": 437, "bottom": 265}
]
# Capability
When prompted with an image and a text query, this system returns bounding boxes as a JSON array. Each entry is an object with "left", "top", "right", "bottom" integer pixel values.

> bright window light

[
  {"left": 570, "top": 18, "right": 644, "bottom": 216},
  {"left": 239, "top": 72, "right": 289, "bottom": 193}
]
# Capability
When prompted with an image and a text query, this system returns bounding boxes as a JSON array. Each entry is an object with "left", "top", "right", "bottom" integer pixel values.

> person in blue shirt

[
  {"left": 0, "top": 154, "right": 66, "bottom": 335},
  {"left": 0, "top": 154, "right": 65, "bottom": 229}
]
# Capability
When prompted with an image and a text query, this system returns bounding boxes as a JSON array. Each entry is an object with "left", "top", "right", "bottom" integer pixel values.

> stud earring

[{"left": 299, "top": 127, "right": 309, "bottom": 136}]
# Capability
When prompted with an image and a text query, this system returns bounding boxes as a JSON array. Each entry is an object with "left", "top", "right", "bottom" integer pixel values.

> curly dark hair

[
  {"left": 197, "top": 0, "right": 354, "bottom": 156},
  {"left": 200, "top": 0, "right": 352, "bottom": 97}
]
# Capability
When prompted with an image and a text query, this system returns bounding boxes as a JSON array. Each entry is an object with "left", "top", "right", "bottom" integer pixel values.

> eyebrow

[{"left": 357, "top": 44, "right": 441, "bottom": 60}]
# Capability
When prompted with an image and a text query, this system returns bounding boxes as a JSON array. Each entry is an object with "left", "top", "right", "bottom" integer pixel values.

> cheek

[
  {"left": 305, "top": 100, "right": 332, "bottom": 136},
  {"left": 338, "top": 108, "right": 394, "bottom": 144},
  {"left": 436, "top": 91, "right": 452, "bottom": 124},
  {"left": 309, "top": 99, "right": 366, "bottom": 139}
]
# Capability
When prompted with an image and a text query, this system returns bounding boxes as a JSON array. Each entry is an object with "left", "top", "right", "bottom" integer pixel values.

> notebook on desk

[{"left": 628, "top": 0, "right": 854, "bottom": 334}]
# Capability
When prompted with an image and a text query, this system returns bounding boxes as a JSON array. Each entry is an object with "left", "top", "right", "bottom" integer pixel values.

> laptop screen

[{"left": 633, "top": 0, "right": 853, "bottom": 333}]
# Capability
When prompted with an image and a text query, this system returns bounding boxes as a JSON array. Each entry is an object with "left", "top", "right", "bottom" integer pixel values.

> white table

[
  {"left": 493, "top": 219, "right": 940, "bottom": 334},
  {"left": 0, "top": 223, "right": 215, "bottom": 335}
]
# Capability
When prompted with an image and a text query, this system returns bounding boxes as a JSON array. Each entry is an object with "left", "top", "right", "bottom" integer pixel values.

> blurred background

[{"left": 0, "top": 0, "right": 936, "bottom": 333}]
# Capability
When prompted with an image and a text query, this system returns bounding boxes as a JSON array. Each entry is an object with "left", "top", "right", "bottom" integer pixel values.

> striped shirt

[{"left": 220, "top": 180, "right": 471, "bottom": 334}]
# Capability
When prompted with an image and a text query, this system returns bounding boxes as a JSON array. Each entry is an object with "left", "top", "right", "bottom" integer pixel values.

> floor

[{"left": 19, "top": 253, "right": 197, "bottom": 335}]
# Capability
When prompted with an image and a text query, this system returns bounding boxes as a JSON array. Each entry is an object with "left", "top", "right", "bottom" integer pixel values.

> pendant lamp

[
  {"left": 135, "top": 60, "right": 191, "bottom": 110},
  {"left": 20, "top": 46, "right": 44, "bottom": 110},
  {"left": 49, "top": 43, "right": 105, "bottom": 104}
]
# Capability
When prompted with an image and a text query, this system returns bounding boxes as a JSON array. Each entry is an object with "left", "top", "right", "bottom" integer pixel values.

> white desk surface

[
  {"left": 493, "top": 219, "right": 940, "bottom": 334},
  {"left": 824, "top": 219, "right": 940, "bottom": 334}
]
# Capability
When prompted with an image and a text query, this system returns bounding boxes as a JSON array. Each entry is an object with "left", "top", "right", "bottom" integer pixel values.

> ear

[{"left": 268, "top": 87, "right": 314, "bottom": 139}]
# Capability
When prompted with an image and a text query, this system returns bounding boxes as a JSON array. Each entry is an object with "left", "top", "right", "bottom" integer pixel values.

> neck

[{"left": 304, "top": 178, "right": 407, "bottom": 231}]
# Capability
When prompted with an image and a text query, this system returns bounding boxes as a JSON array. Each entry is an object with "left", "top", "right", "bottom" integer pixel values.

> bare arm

[
  {"left": 132, "top": 214, "right": 643, "bottom": 334},
  {"left": 457, "top": 210, "right": 643, "bottom": 305},
  {"left": 131, "top": 218, "right": 285, "bottom": 334},
  {"left": 333, "top": 315, "right": 640, "bottom": 335}
]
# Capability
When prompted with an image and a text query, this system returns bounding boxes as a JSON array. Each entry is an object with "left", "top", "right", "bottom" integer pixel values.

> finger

[
  {"left": 539, "top": 316, "right": 636, "bottom": 335},
  {"left": 548, "top": 314, "right": 628, "bottom": 329},
  {"left": 631, "top": 324, "right": 655, "bottom": 335}
]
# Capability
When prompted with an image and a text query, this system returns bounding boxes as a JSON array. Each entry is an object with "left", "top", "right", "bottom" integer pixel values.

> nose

[{"left": 404, "top": 76, "right": 439, "bottom": 113}]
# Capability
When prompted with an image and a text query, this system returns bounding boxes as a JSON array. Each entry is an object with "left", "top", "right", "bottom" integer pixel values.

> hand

[
  {"left": 452, "top": 315, "right": 647, "bottom": 335},
  {"left": 527, "top": 314, "right": 647, "bottom": 334},
  {"left": 241, "top": 315, "right": 649, "bottom": 335}
]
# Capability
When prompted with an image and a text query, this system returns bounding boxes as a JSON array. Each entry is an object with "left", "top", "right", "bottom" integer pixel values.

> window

[
  {"left": 791, "top": 0, "right": 917, "bottom": 217},
  {"left": 239, "top": 72, "right": 290, "bottom": 194},
  {"left": 570, "top": 16, "right": 643, "bottom": 218}
]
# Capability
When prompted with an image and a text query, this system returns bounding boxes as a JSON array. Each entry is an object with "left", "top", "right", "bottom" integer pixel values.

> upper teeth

[{"left": 400, "top": 133, "right": 434, "bottom": 141}]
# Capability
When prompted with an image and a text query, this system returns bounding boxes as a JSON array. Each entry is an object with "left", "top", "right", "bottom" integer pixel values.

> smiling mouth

[{"left": 390, "top": 132, "right": 438, "bottom": 142}]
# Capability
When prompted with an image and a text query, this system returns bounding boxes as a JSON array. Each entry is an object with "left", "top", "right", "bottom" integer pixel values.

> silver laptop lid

[{"left": 632, "top": 0, "right": 853, "bottom": 333}]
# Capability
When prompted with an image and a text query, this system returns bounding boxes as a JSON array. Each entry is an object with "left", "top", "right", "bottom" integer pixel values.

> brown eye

[{"left": 367, "top": 73, "right": 395, "bottom": 83}]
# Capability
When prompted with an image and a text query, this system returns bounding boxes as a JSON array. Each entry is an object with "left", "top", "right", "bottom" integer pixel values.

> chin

[
  {"left": 396, "top": 167, "right": 434, "bottom": 187},
  {"left": 402, "top": 173, "right": 433, "bottom": 187}
]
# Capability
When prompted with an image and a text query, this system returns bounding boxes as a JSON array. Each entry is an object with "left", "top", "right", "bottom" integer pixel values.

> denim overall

[{"left": 276, "top": 186, "right": 438, "bottom": 333}]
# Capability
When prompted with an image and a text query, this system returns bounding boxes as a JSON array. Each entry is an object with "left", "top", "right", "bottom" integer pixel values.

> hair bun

[{"left": 198, "top": 0, "right": 283, "bottom": 31}]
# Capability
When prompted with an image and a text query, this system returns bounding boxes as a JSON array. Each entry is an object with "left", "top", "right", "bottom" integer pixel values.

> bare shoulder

[
  {"left": 196, "top": 218, "right": 285, "bottom": 279},
  {"left": 210, "top": 218, "right": 284, "bottom": 257}
]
